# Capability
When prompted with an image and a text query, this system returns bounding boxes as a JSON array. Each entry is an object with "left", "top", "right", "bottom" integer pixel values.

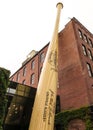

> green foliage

[
  {"left": 0, "top": 68, "right": 10, "bottom": 130},
  {"left": 55, "top": 106, "right": 93, "bottom": 130}
]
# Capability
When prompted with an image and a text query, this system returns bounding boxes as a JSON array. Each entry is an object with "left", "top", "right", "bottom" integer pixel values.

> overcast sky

[{"left": 0, "top": 0, "right": 93, "bottom": 75}]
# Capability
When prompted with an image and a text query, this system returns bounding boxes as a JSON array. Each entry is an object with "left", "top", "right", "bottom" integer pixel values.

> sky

[{"left": 0, "top": 0, "right": 93, "bottom": 75}]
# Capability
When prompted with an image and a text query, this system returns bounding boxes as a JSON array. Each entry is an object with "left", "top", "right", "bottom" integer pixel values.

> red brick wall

[
  {"left": 58, "top": 20, "right": 90, "bottom": 110},
  {"left": 74, "top": 20, "right": 93, "bottom": 106}
]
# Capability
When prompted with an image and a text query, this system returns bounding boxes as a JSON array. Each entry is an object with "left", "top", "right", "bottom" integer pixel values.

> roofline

[
  {"left": 10, "top": 42, "right": 49, "bottom": 78},
  {"left": 71, "top": 17, "right": 93, "bottom": 37}
]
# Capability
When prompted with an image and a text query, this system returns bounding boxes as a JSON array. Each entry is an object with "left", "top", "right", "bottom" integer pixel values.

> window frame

[
  {"left": 78, "top": 29, "right": 83, "bottom": 39},
  {"left": 88, "top": 38, "right": 93, "bottom": 48},
  {"left": 87, "top": 49, "right": 93, "bottom": 60},
  {"left": 22, "top": 79, "right": 26, "bottom": 85},
  {"left": 82, "top": 44, "right": 87, "bottom": 56},
  {"left": 31, "top": 73, "right": 35, "bottom": 85},
  {"left": 40, "top": 52, "right": 45, "bottom": 63},
  {"left": 23, "top": 66, "right": 26, "bottom": 76},
  {"left": 83, "top": 34, "right": 88, "bottom": 43},
  {"left": 86, "top": 63, "right": 92, "bottom": 77},
  {"left": 16, "top": 73, "right": 20, "bottom": 82},
  {"left": 31, "top": 60, "right": 35, "bottom": 70}
]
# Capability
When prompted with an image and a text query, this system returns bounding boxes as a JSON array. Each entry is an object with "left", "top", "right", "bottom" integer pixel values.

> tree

[{"left": 0, "top": 67, "right": 10, "bottom": 130}]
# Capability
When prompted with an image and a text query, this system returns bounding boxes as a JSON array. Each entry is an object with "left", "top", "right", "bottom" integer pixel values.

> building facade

[{"left": 10, "top": 17, "right": 93, "bottom": 112}]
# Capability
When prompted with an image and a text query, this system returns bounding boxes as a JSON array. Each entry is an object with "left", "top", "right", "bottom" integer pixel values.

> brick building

[{"left": 10, "top": 17, "right": 93, "bottom": 112}]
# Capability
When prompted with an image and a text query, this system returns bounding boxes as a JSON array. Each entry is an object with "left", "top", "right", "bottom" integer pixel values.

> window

[
  {"left": 24, "top": 87, "right": 31, "bottom": 97},
  {"left": 16, "top": 85, "right": 31, "bottom": 97},
  {"left": 83, "top": 34, "right": 88, "bottom": 43},
  {"left": 82, "top": 44, "right": 87, "bottom": 56},
  {"left": 16, "top": 73, "right": 20, "bottom": 82},
  {"left": 31, "top": 60, "right": 35, "bottom": 69},
  {"left": 23, "top": 67, "right": 26, "bottom": 76},
  {"left": 16, "top": 85, "right": 26, "bottom": 96},
  {"left": 86, "top": 63, "right": 92, "bottom": 77},
  {"left": 7, "top": 88, "right": 16, "bottom": 94},
  {"left": 31, "top": 73, "right": 35, "bottom": 84},
  {"left": 88, "top": 49, "right": 92, "bottom": 60},
  {"left": 88, "top": 38, "right": 93, "bottom": 48},
  {"left": 78, "top": 29, "right": 83, "bottom": 39},
  {"left": 40, "top": 52, "right": 45, "bottom": 63},
  {"left": 22, "top": 80, "right": 26, "bottom": 85}
]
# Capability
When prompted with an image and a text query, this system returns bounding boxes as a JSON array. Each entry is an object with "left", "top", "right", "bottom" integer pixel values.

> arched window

[
  {"left": 40, "top": 52, "right": 45, "bottom": 63},
  {"left": 31, "top": 60, "right": 35, "bottom": 69},
  {"left": 16, "top": 73, "right": 20, "bottom": 82},
  {"left": 22, "top": 80, "right": 26, "bottom": 85},
  {"left": 83, "top": 34, "right": 88, "bottom": 43},
  {"left": 23, "top": 66, "right": 26, "bottom": 76},
  {"left": 88, "top": 49, "right": 92, "bottom": 60},
  {"left": 86, "top": 63, "right": 92, "bottom": 77},
  {"left": 82, "top": 44, "right": 87, "bottom": 56},
  {"left": 88, "top": 38, "right": 93, "bottom": 48},
  {"left": 31, "top": 73, "right": 35, "bottom": 84},
  {"left": 78, "top": 29, "right": 83, "bottom": 39}
]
